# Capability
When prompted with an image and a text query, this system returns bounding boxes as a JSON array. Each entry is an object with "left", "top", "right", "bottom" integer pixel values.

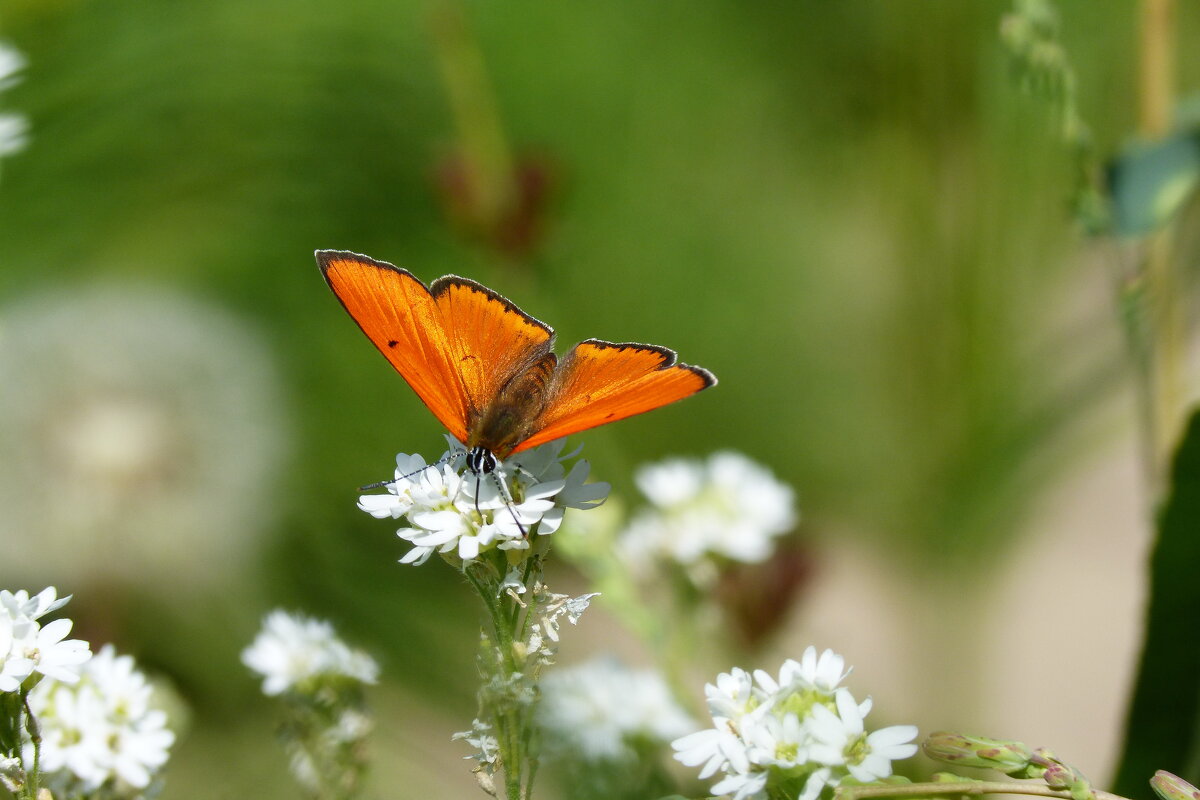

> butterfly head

[{"left": 465, "top": 445, "right": 498, "bottom": 475}]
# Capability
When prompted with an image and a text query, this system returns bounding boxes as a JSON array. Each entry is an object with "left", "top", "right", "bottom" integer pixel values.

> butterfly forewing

[
  {"left": 511, "top": 339, "right": 716, "bottom": 454},
  {"left": 318, "top": 251, "right": 472, "bottom": 442},
  {"left": 430, "top": 277, "right": 555, "bottom": 429}
]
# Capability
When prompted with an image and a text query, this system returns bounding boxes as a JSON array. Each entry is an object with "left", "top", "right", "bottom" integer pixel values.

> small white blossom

[
  {"left": 673, "top": 647, "right": 917, "bottom": 800},
  {"left": 361, "top": 437, "right": 609, "bottom": 566},
  {"left": 242, "top": 610, "right": 379, "bottom": 696},
  {"left": 538, "top": 655, "right": 694, "bottom": 762},
  {"left": 805, "top": 688, "right": 917, "bottom": 781},
  {"left": 619, "top": 451, "right": 796, "bottom": 582},
  {"left": 26, "top": 644, "right": 174, "bottom": 798},
  {"left": 0, "top": 587, "right": 91, "bottom": 693},
  {"left": 753, "top": 647, "right": 851, "bottom": 697}
]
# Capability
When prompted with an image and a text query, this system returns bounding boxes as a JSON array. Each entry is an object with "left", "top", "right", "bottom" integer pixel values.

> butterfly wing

[
  {"left": 429, "top": 276, "right": 555, "bottom": 433},
  {"left": 318, "top": 250, "right": 473, "bottom": 442},
  {"left": 510, "top": 338, "right": 716, "bottom": 454}
]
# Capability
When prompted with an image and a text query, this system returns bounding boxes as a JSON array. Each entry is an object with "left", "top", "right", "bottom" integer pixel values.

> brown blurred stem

[
  {"left": 429, "top": 0, "right": 518, "bottom": 234},
  {"left": 1137, "top": 0, "right": 1182, "bottom": 490}
]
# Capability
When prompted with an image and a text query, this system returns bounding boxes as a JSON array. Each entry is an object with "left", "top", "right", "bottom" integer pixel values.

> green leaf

[
  {"left": 1112, "top": 408, "right": 1200, "bottom": 796},
  {"left": 1108, "top": 131, "right": 1200, "bottom": 237}
]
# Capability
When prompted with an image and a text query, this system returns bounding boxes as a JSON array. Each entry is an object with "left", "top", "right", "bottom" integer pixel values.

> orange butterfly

[{"left": 317, "top": 250, "right": 716, "bottom": 475}]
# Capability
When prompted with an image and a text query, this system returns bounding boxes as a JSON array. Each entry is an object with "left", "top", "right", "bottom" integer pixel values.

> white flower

[
  {"left": 806, "top": 688, "right": 918, "bottom": 781},
  {"left": 853, "top": 725, "right": 920, "bottom": 782},
  {"left": 360, "top": 437, "right": 609, "bottom": 566},
  {"left": 0, "top": 587, "right": 91, "bottom": 693},
  {"left": 710, "top": 769, "right": 769, "bottom": 800},
  {"left": 538, "top": 655, "right": 694, "bottom": 762},
  {"left": 242, "top": 610, "right": 379, "bottom": 696},
  {"left": 754, "top": 646, "right": 850, "bottom": 697},
  {"left": 706, "top": 667, "right": 757, "bottom": 720},
  {"left": 673, "top": 648, "right": 917, "bottom": 800},
  {"left": 618, "top": 451, "right": 796, "bottom": 579},
  {"left": 26, "top": 644, "right": 174, "bottom": 798}
]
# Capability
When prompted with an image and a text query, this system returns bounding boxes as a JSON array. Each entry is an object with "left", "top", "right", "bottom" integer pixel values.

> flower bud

[
  {"left": 922, "top": 732, "right": 1034, "bottom": 773},
  {"left": 1152, "top": 771, "right": 1200, "bottom": 800},
  {"left": 1041, "top": 763, "right": 1075, "bottom": 790}
]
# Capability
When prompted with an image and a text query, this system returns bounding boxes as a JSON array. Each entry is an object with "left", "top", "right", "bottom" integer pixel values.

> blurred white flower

[
  {"left": 0, "top": 42, "right": 23, "bottom": 89},
  {"left": 673, "top": 646, "right": 917, "bottom": 800},
  {"left": 0, "top": 285, "right": 287, "bottom": 590},
  {"left": 0, "top": 41, "right": 26, "bottom": 158},
  {"left": 0, "top": 587, "right": 90, "bottom": 693},
  {"left": 27, "top": 644, "right": 174, "bottom": 798},
  {"left": 538, "top": 655, "right": 694, "bottom": 762},
  {"left": 242, "top": 610, "right": 379, "bottom": 696},
  {"left": 618, "top": 451, "right": 796, "bottom": 582},
  {"left": 360, "top": 437, "right": 609, "bottom": 566},
  {"left": 0, "top": 114, "right": 27, "bottom": 158}
]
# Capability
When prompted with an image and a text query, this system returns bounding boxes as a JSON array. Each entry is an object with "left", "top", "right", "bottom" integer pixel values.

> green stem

[
  {"left": 21, "top": 692, "right": 41, "bottom": 800},
  {"left": 465, "top": 567, "right": 526, "bottom": 800},
  {"left": 836, "top": 781, "right": 1128, "bottom": 800}
]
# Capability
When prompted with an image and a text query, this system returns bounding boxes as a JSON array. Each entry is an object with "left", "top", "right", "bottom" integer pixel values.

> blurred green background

[{"left": 1, "top": 1, "right": 1196, "bottom": 797}]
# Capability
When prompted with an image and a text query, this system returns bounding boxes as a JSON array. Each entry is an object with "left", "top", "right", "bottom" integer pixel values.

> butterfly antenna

[{"left": 357, "top": 454, "right": 451, "bottom": 492}]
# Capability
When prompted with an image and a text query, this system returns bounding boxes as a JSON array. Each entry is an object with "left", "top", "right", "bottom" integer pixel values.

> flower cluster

[
  {"left": 243, "top": 611, "right": 378, "bottom": 798},
  {"left": 0, "top": 587, "right": 91, "bottom": 693},
  {"left": 359, "top": 437, "right": 609, "bottom": 566},
  {"left": 27, "top": 645, "right": 174, "bottom": 799},
  {"left": 618, "top": 451, "right": 796, "bottom": 582},
  {"left": 673, "top": 647, "right": 918, "bottom": 800},
  {"left": 242, "top": 610, "right": 379, "bottom": 696},
  {"left": 454, "top": 584, "right": 601, "bottom": 782},
  {"left": 538, "top": 655, "right": 694, "bottom": 763}
]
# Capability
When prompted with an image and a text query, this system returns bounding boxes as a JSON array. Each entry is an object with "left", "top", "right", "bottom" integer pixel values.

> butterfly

[{"left": 317, "top": 250, "right": 716, "bottom": 476}]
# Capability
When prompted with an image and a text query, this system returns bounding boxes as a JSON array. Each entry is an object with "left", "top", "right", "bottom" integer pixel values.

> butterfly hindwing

[
  {"left": 511, "top": 338, "right": 717, "bottom": 454},
  {"left": 318, "top": 250, "right": 472, "bottom": 442}
]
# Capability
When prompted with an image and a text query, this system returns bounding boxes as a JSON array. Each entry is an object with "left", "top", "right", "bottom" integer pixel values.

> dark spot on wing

[{"left": 387, "top": 340, "right": 399, "bottom": 348}]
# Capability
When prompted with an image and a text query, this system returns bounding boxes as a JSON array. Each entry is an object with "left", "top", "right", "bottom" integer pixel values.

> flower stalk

[
  {"left": 835, "top": 781, "right": 1128, "bottom": 800},
  {"left": 361, "top": 440, "right": 607, "bottom": 798}
]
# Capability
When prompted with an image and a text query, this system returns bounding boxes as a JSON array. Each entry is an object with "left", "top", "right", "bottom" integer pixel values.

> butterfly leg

[{"left": 489, "top": 471, "right": 529, "bottom": 539}]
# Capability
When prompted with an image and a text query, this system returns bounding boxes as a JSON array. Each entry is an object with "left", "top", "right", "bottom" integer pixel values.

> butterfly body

[{"left": 318, "top": 250, "right": 715, "bottom": 465}]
